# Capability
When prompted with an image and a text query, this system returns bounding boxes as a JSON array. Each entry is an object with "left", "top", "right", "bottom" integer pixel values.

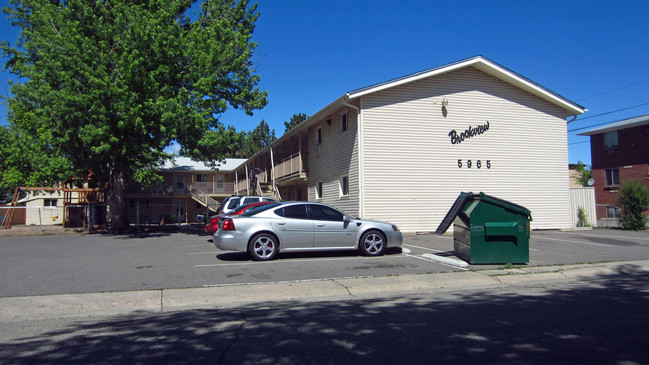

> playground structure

[{"left": 1, "top": 174, "right": 107, "bottom": 230}]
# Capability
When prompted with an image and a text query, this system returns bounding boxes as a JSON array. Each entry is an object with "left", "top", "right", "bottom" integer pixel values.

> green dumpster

[{"left": 435, "top": 192, "right": 532, "bottom": 264}]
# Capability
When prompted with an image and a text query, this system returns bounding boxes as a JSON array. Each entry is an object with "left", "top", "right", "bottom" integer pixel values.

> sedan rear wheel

[
  {"left": 249, "top": 233, "right": 278, "bottom": 261},
  {"left": 359, "top": 231, "right": 386, "bottom": 256}
]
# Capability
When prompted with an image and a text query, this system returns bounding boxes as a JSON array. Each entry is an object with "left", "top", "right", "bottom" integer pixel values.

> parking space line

[
  {"left": 186, "top": 244, "right": 212, "bottom": 247},
  {"left": 566, "top": 233, "right": 649, "bottom": 242},
  {"left": 189, "top": 251, "right": 221, "bottom": 255},
  {"left": 403, "top": 244, "right": 446, "bottom": 252},
  {"left": 535, "top": 236, "right": 612, "bottom": 247}
]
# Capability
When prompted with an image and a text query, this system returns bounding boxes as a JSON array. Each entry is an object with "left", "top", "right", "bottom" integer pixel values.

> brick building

[{"left": 579, "top": 114, "right": 649, "bottom": 227}]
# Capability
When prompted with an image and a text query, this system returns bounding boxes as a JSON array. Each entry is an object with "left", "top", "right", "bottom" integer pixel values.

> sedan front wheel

[
  {"left": 359, "top": 231, "right": 386, "bottom": 256},
  {"left": 248, "top": 233, "right": 278, "bottom": 261}
]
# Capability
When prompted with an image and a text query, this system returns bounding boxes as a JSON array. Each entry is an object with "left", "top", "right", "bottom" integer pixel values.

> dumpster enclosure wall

[{"left": 360, "top": 66, "right": 574, "bottom": 232}]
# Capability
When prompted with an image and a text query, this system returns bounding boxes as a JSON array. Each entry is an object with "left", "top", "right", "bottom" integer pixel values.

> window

[
  {"left": 129, "top": 200, "right": 136, "bottom": 209},
  {"left": 274, "top": 204, "right": 309, "bottom": 219},
  {"left": 196, "top": 174, "right": 208, "bottom": 182},
  {"left": 307, "top": 204, "right": 345, "bottom": 221},
  {"left": 339, "top": 175, "right": 349, "bottom": 197},
  {"left": 605, "top": 168, "right": 620, "bottom": 186},
  {"left": 44, "top": 199, "right": 57, "bottom": 208},
  {"left": 316, "top": 127, "right": 322, "bottom": 154},
  {"left": 606, "top": 206, "right": 621, "bottom": 219},
  {"left": 175, "top": 174, "right": 185, "bottom": 189},
  {"left": 341, "top": 113, "right": 348, "bottom": 132},
  {"left": 603, "top": 131, "right": 618, "bottom": 150},
  {"left": 315, "top": 181, "right": 323, "bottom": 200}
]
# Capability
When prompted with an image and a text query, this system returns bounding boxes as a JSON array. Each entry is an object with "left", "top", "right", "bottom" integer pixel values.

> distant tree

[
  {"left": 618, "top": 179, "right": 649, "bottom": 231},
  {"left": 244, "top": 120, "right": 276, "bottom": 156},
  {"left": 283, "top": 113, "right": 309, "bottom": 133},
  {"left": 1, "top": 0, "right": 267, "bottom": 231},
  {"left": 573, "top": 161, "right": 592, "bottom": 187}
]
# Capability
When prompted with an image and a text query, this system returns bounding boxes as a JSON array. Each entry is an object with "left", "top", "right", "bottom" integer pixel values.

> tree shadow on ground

[{"left": 1, "top": 264, "right": 648, "bottom": 364}]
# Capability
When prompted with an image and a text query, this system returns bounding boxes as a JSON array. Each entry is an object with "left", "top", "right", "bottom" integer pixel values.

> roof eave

[{"left": 347, "top": 55, "right": 586, "bottom": 117}]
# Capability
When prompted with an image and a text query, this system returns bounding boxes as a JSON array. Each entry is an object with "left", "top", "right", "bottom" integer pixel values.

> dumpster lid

[
  {"left": 477, "top": 192, "right": 532, "bottom": 217},
  {"left": 435, "top": 192, "right": 474, "bottom": 235}
]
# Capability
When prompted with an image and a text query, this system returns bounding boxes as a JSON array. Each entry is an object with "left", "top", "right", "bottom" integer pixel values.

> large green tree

[{"left": 1, "top": 0, "right": 267, "bottom": 231}]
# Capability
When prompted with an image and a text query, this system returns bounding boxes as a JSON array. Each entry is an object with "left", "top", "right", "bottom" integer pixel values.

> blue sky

[{"left": 2, "top": 0, "right": 649, "bottom": 164}]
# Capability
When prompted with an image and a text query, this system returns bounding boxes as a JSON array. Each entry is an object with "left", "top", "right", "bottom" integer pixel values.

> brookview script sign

[{"left": 448, "top": 121, "right": 490, "bottom": 144}]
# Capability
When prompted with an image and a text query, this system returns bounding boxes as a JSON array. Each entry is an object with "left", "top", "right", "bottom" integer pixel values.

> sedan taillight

[
  {"left": 222, "top": 218, "right": 235, "bottom": 231},
  {"left": 210, "top": 218, "right": 218, "bottom": 224}
]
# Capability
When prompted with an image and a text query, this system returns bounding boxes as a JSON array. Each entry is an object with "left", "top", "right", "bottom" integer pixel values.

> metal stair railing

[{"left": 189, "top": 185, "right": 219, "bottom": 212}]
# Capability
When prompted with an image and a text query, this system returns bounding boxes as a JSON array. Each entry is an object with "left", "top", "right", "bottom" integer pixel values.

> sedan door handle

[
  {"left": 316, "top": 224, "right": 325, "bottom": 227},
  {"left": 277, "top": 222, "right": 286, "bottom": 225}
]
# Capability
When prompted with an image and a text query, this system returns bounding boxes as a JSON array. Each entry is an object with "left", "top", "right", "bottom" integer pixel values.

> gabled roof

[
  {"left": 246, "top": 56, "right": 586, "bottom": 163},
  {"left": 347, "top": 55, "right": 586, "bottom": 116},
  {"left": 162, "top": 157, "right": 246, "bottom": 172},
  {"left": 578, "top": 113, "right": 649, "bottom": 136}
]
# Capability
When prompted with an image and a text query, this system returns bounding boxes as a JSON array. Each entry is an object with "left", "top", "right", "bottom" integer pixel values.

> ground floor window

[
  {"left": 44, "top": 199, "right": 57, "bottom": 208},
  {"left": 339, "top": 175, "right": 349, "bottom": 197},
  {"left": 606, "top": 206, "right": 621, "bottom": 219},
  {"left": 315, "top": 181, "right": 323, "bottom": 200}
]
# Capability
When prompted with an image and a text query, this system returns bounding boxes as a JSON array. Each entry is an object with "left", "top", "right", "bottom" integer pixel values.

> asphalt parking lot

[{"left": 1, "top": 227, "right": 649, "bottom": 298}]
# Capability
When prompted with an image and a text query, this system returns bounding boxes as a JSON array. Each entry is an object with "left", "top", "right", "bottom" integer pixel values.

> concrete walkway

[{"left": 2, "top": 259, "right": 648, "bottom": 322}]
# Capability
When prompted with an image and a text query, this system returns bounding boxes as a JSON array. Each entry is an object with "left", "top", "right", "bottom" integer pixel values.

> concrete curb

[{"left": 2, "top": 259, "right": 648, "bottom": 321}]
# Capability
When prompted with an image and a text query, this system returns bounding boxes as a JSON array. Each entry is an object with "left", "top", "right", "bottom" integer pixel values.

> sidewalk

[{"left": 2, "top": 259, "right": 648, "bottom": 322}]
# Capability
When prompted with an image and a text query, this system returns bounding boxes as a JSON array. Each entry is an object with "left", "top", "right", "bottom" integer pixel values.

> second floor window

[
  {"left": 341, "top": 113, "right": 348, "bottom": 132},
  {"left": 196, "top": 174, "right": 208, "bottom": 182},
  {"left": 605, "top": 168, "right": 619, "bottom": 186},
  {"left": 603, "top": 131, "right": 618, "bottom": 151}
]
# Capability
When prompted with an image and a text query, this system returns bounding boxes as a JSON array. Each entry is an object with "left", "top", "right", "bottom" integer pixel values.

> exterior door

[
  {"left": 175, "top": 200, "right": 185, "bottom": 222},
  {"left": 308, "top": 204, "right": 356, "bottom": 248}
]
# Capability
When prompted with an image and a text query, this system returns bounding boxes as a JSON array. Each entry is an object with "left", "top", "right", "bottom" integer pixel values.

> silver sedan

[{"left": 213, "top": 202, "right": 402, "bottom": 260}]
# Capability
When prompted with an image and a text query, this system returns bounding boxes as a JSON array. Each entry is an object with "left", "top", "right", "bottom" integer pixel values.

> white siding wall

[
  {"left": 360, "top": 67, "right": 571, "bottom": 232},
  {"left": 307, "top": 105, "right": 360, "bottom": 217},
  {"left": 25, "top": 198, "right": 64, "bottom": 225}
]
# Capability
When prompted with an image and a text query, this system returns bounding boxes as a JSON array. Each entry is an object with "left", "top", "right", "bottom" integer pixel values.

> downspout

[
  {"left": 270, "top": 147, "right": 276, "bottom": 199},
  {"left": 342, "top": 96, "right": 364, "bottom": 217}
]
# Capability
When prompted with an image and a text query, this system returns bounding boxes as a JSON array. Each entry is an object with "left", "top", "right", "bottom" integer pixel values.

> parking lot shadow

[{"left": 2, "top": 264, "right": 648, "bottom": 364}]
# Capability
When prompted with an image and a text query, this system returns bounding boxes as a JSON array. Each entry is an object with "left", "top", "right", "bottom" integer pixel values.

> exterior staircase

[{"left": 189, "top": 186, "right": 219, "bottom": 212}]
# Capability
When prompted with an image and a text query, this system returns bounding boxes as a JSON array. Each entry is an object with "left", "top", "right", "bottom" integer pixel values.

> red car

[{"left": 204, "top": 201, "right": 276, "bottom": 235}]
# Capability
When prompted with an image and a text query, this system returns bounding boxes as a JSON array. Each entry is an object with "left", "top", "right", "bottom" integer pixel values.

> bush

[
  {"left": 618, "top": 179, "right": 649, "bottom": 231},
  {"left": 577, "top": 207, "right": 591, "bottom": 227}
]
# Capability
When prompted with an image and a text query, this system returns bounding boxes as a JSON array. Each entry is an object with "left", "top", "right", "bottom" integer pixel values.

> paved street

[
  {"left": 1, "top": 227, "right": 649, "bottom": 297},
  {"left": 1, "top": 228, "right": 649, "bottom": 364},
  {"left": 1, "top": 262, "right": 648, "bottom": 364}
]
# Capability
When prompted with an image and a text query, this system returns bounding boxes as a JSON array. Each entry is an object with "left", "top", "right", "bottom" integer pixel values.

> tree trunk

[{"left": 107, "top": 168, "right": 127, "bottom": 232}]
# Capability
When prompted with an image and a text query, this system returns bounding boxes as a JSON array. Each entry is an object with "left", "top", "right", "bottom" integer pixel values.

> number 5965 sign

[{"left": 458, "top": 159, "right": 491, "bottom": 169}]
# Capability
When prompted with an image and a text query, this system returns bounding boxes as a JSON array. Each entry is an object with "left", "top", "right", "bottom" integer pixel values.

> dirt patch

[{"left": 0, "top": 225, "right": 85, "bottom": 237}]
